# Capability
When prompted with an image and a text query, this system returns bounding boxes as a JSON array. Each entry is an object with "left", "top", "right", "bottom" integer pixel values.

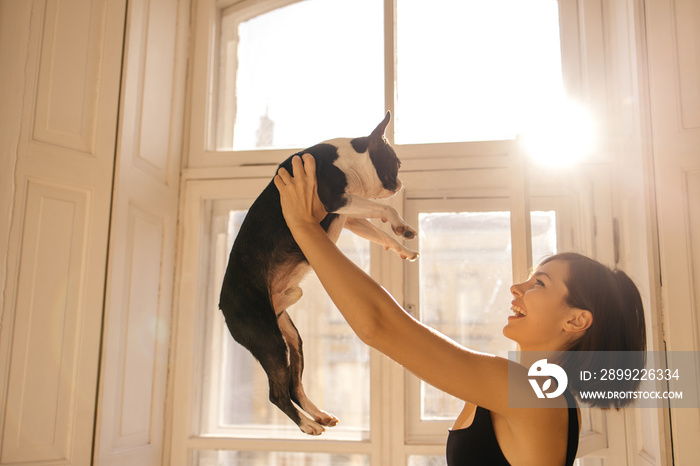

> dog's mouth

[
  {"left": 382, "top": 176, "right": 403, "bottom": 193},
  {"left": 378, "top": 189, "right": 401, "bottom": 200}
]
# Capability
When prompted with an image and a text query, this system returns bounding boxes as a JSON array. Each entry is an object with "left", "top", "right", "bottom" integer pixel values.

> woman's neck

[{"left": 515, "top": 344, "right": 564, "bottom": 369}]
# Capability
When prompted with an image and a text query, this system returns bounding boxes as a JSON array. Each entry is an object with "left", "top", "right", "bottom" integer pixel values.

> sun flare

[{"left": 519, "top": 99, "right": 596, "bottom": 167}]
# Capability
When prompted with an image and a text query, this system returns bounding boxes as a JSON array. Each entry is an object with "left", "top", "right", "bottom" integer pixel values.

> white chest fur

[{"left": 268, "top": 214, "right": 346, "bottom": 314}]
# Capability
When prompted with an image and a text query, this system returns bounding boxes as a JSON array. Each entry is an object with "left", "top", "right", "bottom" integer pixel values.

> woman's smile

[{"left": 509, "top": 301, "right": 527, "bottom": 319}]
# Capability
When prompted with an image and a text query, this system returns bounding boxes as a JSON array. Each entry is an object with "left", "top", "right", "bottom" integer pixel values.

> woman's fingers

[
  {"left": 276, "top": 155, "right": 312, "bottom": 184},
  {"left": 274, "top": 167, "right": 289, "bottom": 185},
  {"left": 299, "top": 154, "right": 319, "bottom": 201},
  {"left": 301, "top": 153, "right": 316, "bottom": 178},
  {"left": 276, "top": 155, "right": 316, "bottom": 189},
  {"left": 274, "top": 154, "right": 326, "bottom": 228},
  {"left": 291, "top": 154, "right": 304, "bottom": 177},
  {"left": 298, "top": 154, "right": 328, "bottom": 221}
]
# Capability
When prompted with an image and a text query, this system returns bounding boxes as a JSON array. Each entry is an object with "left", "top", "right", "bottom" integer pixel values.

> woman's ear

[{"left": 565, "top": 309, "right": 593, "bottom": 333}]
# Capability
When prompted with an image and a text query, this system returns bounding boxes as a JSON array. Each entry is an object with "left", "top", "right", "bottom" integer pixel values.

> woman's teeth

[{"left": 511, "top": 304, "right": 527, "bottom": 317}]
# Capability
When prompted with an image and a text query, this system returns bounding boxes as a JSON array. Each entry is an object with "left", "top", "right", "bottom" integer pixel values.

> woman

[{"left": 274, "top": 154, "right": 647, "bottom": 466}]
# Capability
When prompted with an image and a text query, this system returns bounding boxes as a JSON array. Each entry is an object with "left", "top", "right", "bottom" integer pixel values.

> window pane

[
  {"left": 194, "top": 450, "right": 369, "bottom": 466},
  {"left": 417, "top": 211, "right": 557, "bottom": 420},
  {"left": 418, "top": 212, "right": 515, "bottom": 420},
  {"left": 574, "top": 459, "right": 606, "bottom": 466},
  {"left": 418, "top": 212, "right": 514, "bottom": 352},
  {"left": 216, "top": 0, "right": 384, "bottom": 151},
  {"left": 531, "top": 210, "right": 557, "bottom": 262},
  {"left": 199, "top": 204, "right": 370, "bottom": 440},
  {"left": 395, "top": 0, "right": 563, "bottom": 144},
  {"left": 407, "top": 455, "right": 447, "bottom": 466}
]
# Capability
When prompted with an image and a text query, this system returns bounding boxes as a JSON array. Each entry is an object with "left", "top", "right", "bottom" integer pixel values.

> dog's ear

[{"left": 370, "top": 111, "right": 391, "bottom": 140}]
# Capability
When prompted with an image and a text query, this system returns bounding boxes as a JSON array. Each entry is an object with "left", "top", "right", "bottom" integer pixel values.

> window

[
  {"left": 177, "top": 182, "right": 570, "bottom": 464},
  {"left": 174, "top": 1, "right": 581, "bottom": 465},
  {"left": 395, "top": 0, "right": 563, "bottom": 144},
  {"left": 214, "top": 0, "right": 384, "bottom": 151},
  {"left": 404, "top": 198, "right": 559, "bottom": 442},
  {"left": 414, "top": 209, "right": 557, "bottom": 420},
  {"left": 190, "top": 0, "right": 565, "bottom": 164}
]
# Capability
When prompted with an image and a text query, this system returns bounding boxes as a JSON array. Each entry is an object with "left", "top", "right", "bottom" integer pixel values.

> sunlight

[
  {"left": 519, "top": 98, "right": 596, "bottom": 167},
  {"left": 395, "top": 0, "right": 563, "bottom": 144}
]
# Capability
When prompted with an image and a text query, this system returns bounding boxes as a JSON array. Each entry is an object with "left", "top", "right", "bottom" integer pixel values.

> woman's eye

[{"left": 535, "top": 279, "right": 545, "bottom": 287}]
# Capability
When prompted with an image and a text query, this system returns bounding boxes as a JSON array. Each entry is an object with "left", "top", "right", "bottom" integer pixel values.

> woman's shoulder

[{"left": 452, "top": 401, "right": 477, "bottom": 430}]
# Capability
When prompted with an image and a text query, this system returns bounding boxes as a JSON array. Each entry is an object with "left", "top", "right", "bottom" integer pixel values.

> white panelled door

[
  {"left": 0, "top": 0, "right": 127, "bottom": 464},
  {"left": 645, "top": 0, "right": 700, "bottom": 463},
  {"left": 0, "top": 0, "right": 188, "bottom": 464},
  {"left": 95, "top": 0, "right": 187, "bottom": 464}
]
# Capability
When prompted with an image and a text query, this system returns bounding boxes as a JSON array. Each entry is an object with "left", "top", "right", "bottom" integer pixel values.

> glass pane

[
  {"left": 216, "top": 0, "right": 384, "bottom": 151},
  {"left": 417, "top": 211, "right": 557, "bottom": 420},
  {"left": 418, "top": 212, "right": 514, "bottom": 351},
  {"left": 194, "top": 450, "right": 369, "bottom": 466},
  {"left": 418, "top": 212, "right": 515, "bottom": 420},
  {"left": 574, "top": 458, "right": 605, "bottom": 466},
  {"left": 531, "top": 210, "right": 557, "bottom": 262},
  {"left": 395, "top": 0, "right": 563, "bottom": 144},
  {"left": 407, "top": 455, "right": 447, "bottom": 466},
  {"left": 199, "top": 204, "right": 370, "bottom": 440}
]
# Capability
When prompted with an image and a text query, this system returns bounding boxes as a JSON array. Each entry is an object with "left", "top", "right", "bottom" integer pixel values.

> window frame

[
  {"left": 171, "top": 177, "right": 384, "bottom": 462},
  {"left": 185, "top": 0, "right": 583, "bottom": 169},
  {"left": 404, "top": 196, "right": 519, "bottom": 444}
]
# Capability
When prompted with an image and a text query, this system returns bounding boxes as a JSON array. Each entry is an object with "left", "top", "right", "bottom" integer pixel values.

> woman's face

[{"left": 503, "top": 259, "right": 579, "bottom": 351}]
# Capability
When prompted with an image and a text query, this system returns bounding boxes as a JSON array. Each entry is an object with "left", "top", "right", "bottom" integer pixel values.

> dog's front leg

[
  {"left": 345, "top": 218, "right": 418, "bottom": 261},
  {"left": 334, "top": 195, "right": 417, "bottom": 239}
]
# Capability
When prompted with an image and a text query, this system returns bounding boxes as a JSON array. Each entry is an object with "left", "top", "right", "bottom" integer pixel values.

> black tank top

[{"left": 446, "top": 391, "right": 579, "bottom": 465}]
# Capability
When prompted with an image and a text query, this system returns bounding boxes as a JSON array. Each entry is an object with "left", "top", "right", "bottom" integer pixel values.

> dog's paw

[
  {"left": 299, "top": 417, "right": 326, "bottom": 436},
  {"left": 402, "top": 226, "right": 417, "bottom": 240},
  {"left": 391, "top": 223, "right": 417, "bottom": 240},
  {"left": 315, "top": 410, "right": 340, "bottom": 427},
  {"left": 378, "top": 206, "right": 417, "bottom": 240},
  {"left": 395, "top": 247, "right": 419, "bottom": 261},
  {"left": 385, "top": 240, "right": 419, "bottom": 261},
  {"left": 401, "top": 249, "right": 419, "bottom": 261}
]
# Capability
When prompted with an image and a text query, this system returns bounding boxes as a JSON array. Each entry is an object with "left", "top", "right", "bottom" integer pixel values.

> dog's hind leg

[
  {"left": 278, "top": 311, "right": 339, "bottom": 428},
  {"left": 223, "top": 307, "right": 325, "bottom": 435}
]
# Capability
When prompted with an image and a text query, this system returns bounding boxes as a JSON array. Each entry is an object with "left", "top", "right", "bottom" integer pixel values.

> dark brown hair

[{"left": 540, "top": 252, "right": 647, "bottom": 408}]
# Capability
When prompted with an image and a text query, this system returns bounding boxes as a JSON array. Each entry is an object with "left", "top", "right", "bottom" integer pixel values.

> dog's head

[{"left": 349, "top": 111, "right": 402, "bottom": 198}]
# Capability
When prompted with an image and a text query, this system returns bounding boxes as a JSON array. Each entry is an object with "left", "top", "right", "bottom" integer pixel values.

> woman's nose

[{"left": 510, "top": 282, "right": 525, "bottom": 297}]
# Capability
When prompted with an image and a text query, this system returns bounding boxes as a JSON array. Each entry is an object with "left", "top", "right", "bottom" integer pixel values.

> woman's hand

[{"left": 274, "top": 154, "right": 328, "bottom": 231}]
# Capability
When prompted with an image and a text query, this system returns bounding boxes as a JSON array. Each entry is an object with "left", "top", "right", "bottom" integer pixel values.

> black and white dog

[{"left": 219, "top": 112, "right": 418, "bottom": 435}]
